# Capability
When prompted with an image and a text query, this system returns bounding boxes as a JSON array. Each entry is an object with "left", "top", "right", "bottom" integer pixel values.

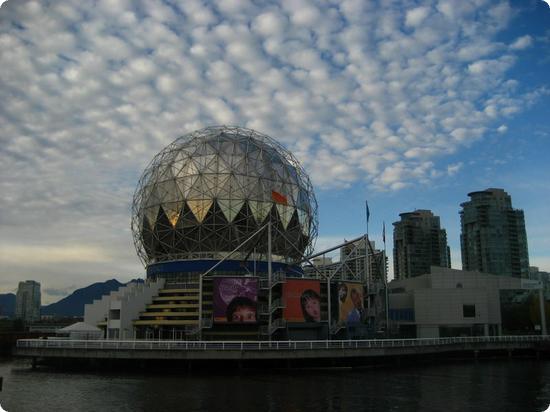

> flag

[
  {"left": 366, "top": 200, "right": 370, "bottom": 223},
  {"left": 382, "top": 221, "right": 386, "bottom": 243},
  {"left": 271, "top": 190, "right": 288, "bottom": 205}
]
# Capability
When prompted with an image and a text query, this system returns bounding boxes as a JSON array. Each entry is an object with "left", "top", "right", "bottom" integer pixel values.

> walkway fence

[{"left": 17, "top": 335, "right": 549, "bottom": 352}]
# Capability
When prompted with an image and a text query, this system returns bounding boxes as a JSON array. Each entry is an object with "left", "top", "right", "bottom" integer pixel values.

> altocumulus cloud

[{"left": 0, "top": 0, "right": 544, "bottom": 296}]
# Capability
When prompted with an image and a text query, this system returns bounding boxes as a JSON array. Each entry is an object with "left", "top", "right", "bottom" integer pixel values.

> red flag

[{"left": 271, "top": 190, "right": 288, "bottom": 205}]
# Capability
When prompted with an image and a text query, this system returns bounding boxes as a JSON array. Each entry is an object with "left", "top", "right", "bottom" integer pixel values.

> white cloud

[
  {"left": 0, "top": 0, "right": 545, "bottom": 293},
  {"left": 510, "top": 35, "right": 533, "bottom": 50},
  {"left": 405, "top": 6, "right": 430, "bottom": 27},
  {"left": 447, "top": 162, "right": 463, "bottom": 176},
  {"left": 497, "top": 124, "right": 508, "bottom": 134}
]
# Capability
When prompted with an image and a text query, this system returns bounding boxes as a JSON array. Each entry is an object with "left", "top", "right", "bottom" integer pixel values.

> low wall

[{"left": 15, "top": 336, "right": 550, "bottom": 366}]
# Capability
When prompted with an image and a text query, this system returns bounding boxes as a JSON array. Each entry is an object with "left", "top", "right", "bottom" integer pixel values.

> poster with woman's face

[
  {"left": 213, "top": 277, "right": 258, "bottom": 323},
  {"left": 283, "top": 279, "right": 322, "bottom": 322},
  {"left": 337, "top": 282, "right": 365, "bottom": 324}
]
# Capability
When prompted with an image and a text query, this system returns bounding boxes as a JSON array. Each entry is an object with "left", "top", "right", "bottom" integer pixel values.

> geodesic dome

[{"left": 131, "top": 126, "right": 318, "bottom": 266}]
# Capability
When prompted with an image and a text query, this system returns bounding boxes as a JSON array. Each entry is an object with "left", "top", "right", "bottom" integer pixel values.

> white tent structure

[{"left": 57, "top": 322, "right": 103, "bottom": 340}]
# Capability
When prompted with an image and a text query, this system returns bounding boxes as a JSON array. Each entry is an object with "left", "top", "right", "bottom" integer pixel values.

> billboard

[
  {"left": 337, "top": 282, "right": 365, "bottom": 324},
  {"left": 283, "top": 279, "right": 322, "bottom": 322},
  {"left": 213, "top": 277, "right": 258, "bottom": 324}
]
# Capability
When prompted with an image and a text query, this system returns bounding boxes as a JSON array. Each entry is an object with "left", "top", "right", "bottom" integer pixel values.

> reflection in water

[{"left": 1, "top": 358, "right": 550, "bottom": 412}]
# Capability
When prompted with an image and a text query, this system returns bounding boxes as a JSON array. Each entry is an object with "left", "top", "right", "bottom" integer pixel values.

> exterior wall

[
  {"left": 413, "top": 288, "right": 490, "bottom": 325},
  {"left": 389, "top": 273, "right": 431, "bottom": 292},
  {"left": 84, "top": 284, "right": 129, "bottom": 325},
  {"left": 388, "top": 267, "right": 524, "bottom": 338},
  {"left": 119, "top": 279, "right": 165, "bottom": 339},
  {"left": 85, "top": 279, "right": 165, "bottom": 339},
  {"left": 417, "top": 326, "right": 439, "bottom": 338}
]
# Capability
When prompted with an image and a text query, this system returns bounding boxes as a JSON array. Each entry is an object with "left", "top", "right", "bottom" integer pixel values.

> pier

[{"left": 15, "top": 336, "right": 550, "bottom": 369}]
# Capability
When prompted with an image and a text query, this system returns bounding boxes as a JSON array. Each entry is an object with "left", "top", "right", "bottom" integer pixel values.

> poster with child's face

[
  {"left": 213, "top": 277, "right": 258, "bottom": 323},
  {"left": 338, "top": 282, "right": 365, "bottom": 324},
  {"left": 283, "top": 279, "right": 321, "bottom": 322}
]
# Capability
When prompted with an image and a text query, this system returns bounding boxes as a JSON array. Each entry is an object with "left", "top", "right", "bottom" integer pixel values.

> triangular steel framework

[{"left": 131, "top": 126, "right": 318, "bottom": 266}]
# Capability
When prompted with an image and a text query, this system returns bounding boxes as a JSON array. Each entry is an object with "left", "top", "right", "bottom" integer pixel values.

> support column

[
  {"left": 539, "top": 273, "right": 547, "bottom": 335},
  {"left": 327, "top": 277, "right": 331, "bottom": 339},
  {"left": 268, "top": 221, "right": 272, "bottom": 341},
  {"left": 199, "top": 274, "right": 203, "bottom": 340}
]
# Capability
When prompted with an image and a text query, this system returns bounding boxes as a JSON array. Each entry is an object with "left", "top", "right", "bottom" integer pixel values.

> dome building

[
  {"left": 85, "top": 126, "right": 372, "bottom": 341},
  {"left": 131, "top": 126, "right": 318, "bottom": 279}
]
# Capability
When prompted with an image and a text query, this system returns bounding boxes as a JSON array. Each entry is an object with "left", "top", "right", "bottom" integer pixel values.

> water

[{"left": 1, "top": 358, "right": 550, "bottom": 412}]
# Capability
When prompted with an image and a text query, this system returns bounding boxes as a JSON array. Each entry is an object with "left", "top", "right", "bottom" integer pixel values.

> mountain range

[{"left": 0, "top": 278, "right": 142, "bottom": 319}]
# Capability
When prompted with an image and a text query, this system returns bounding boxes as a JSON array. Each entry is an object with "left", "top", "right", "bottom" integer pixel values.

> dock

[{"left": 15, "top": 336, "right": 550, "bottom": 369}]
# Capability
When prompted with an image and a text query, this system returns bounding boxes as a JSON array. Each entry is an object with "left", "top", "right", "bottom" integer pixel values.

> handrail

[{"left": 15, "top": 335, "right": 550, "bottom": 352}]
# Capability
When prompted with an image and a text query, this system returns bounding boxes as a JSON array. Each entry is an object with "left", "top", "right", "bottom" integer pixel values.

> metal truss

[{"left": 131, "top": 126, "right": 318, "bottom": 267}]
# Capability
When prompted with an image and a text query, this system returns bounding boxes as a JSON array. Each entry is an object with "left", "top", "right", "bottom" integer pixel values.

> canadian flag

[{"left": 271, "top": 190, "right": 288, "bottom": 205}]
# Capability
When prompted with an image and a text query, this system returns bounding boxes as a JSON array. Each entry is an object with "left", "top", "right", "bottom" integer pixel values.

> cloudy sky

[{"left": 1, "top": 0, "right": 549, "bottom": 304}]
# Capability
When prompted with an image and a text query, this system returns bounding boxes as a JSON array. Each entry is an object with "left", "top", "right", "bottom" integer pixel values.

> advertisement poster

[
  {"left": 213, "top": 277, "right": 258, "bottom": 323},
  {"left": 283, "top": 279, "right": 322, "bottom": 322},
  {"left": 337, "top": 282, "right": 365, "bottom": 324}
]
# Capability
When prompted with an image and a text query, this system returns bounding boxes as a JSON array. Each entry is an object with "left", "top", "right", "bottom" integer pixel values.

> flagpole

[
  {"left": 365, "top": 201, "right": 370, "bottom": 236},
  {"left": 383, "top": 221, "right": 389, "bottom": 337}
]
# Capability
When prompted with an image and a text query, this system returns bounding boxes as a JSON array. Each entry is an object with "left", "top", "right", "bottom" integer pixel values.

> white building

[
  {"left": 84, "top": 279, "right": 165, "bottom": 339},
  {"left": 15, "top": 280, "right": 41, "bottom": 323},
  {"left": 388, "top": 266, "right": 536, "bottom": 338}
]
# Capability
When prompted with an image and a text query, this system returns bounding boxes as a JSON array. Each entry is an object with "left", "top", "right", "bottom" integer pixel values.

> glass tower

[
  {"left": 15, "top": 280, "right": 41, "bottom": 323},
  {"left": 460, "top": 188, "right": 529, "bottom": 278},
  {"left": 393, "top": 210, "right": 450, "bottom": 279}
]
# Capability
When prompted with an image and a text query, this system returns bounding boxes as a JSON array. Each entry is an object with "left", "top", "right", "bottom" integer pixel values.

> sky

[{"left": 0, "top": 0, "right": 549, "bottom": 304}]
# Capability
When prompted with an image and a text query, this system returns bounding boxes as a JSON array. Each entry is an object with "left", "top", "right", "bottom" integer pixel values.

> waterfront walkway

[{"left": 16, "top": 336, "right": 550, "bottom": 363}]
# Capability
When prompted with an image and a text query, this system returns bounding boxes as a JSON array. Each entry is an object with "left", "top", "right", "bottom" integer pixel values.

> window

[
  {"left": 109, "top": 309, "right": 120, "bottom": 320},
  {"left": 463, "top": 305, "right": 476, "bottom": 318}
]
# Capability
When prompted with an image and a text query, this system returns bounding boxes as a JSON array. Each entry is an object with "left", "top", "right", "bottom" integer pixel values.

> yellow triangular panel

[
  {"left": 218, "top": 199, "right": 244, "bottom": 223},
  {"left": 298, "top": 210, "right": 310, "bottom": 235},
  {"left": 162, "top": 202, "right": 184, "bottom": 227},
  {"left": 249, "top": 201, "right": 271, "bottom": 224},
  {"left": 187, "top": 199, "right": 213, "bottom": 223},
  {"left": 144, "top": 205, "right": 159, "bottom": 228},
  {"left": 276, "top": 204, "right": 293, "bottom": 230}
]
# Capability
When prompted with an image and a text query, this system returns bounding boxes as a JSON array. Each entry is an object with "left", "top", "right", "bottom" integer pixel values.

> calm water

[{"left": 1, "top": 358, "right": 550, "bottom": 412}]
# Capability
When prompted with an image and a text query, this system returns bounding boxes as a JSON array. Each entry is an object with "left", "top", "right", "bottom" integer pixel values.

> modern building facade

[
  {"left": 393, "top": 210, "right": 450, "bottom": 280},
  {"left": 460, "top": 188, "right": 529, "bottom": 278},
  {"left": 15, "top": 280, "right": 41, "bottom": 323},
  {"left": 388, "top": 266, "right": 529, "bottom": 338}
]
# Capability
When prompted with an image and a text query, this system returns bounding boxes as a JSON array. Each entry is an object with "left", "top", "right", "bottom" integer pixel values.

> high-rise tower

[
  {"left": 15, "top": 280, "right": 41, "bottom": 323},
  {"left": 460, "top": 188, "right": 529, "bottom": 278},
  {"left": 393, "top": 210, "right": 450, "bottom": 280}
]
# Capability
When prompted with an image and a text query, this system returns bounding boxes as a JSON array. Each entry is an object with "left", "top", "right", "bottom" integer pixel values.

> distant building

[
  {"left": 340, "top": 237, "right": 387, "bottom": 283},
  {"left": 388, "top": 266, "right": 530, "bottom": 339},
  {"left": 15, "top": 280, "right": 41, "bottom": 323},
  {"left": 393, "top": 210, "right": 450, "bottom": 280},
  {"left": 529, "top": 266, "right": 550, "bottom": 300},
  {"left": 460, "top": 188, "right": 529, "bottom": 278},
  {"left": 304, "top": 238, "right": 386, "bottom": 283},
  {"left": 529, "top": 267, "right": 550, "bottom": 282},
  {"left": 311, "top": 256, "right": 333, "bottom": 267}
]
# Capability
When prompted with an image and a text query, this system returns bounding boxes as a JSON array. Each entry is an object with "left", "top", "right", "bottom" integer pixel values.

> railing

[
  {"left": 259, "top": 271, "right": 286, "bottom": 289},
  {"left": 200, "top": 316, "right": 213, "bottom": 329},
  {"left": 258, "top": 298, "right": 286, "bottom": 315},
  {"left": 330, "top": 322, "right": 346, "bottom": 335},
  {"left": 260, "top": 318, "right": 287, "bottom": 335},
  {"left": 16, "top": 335, "right": 550, "bottom": 352}
]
